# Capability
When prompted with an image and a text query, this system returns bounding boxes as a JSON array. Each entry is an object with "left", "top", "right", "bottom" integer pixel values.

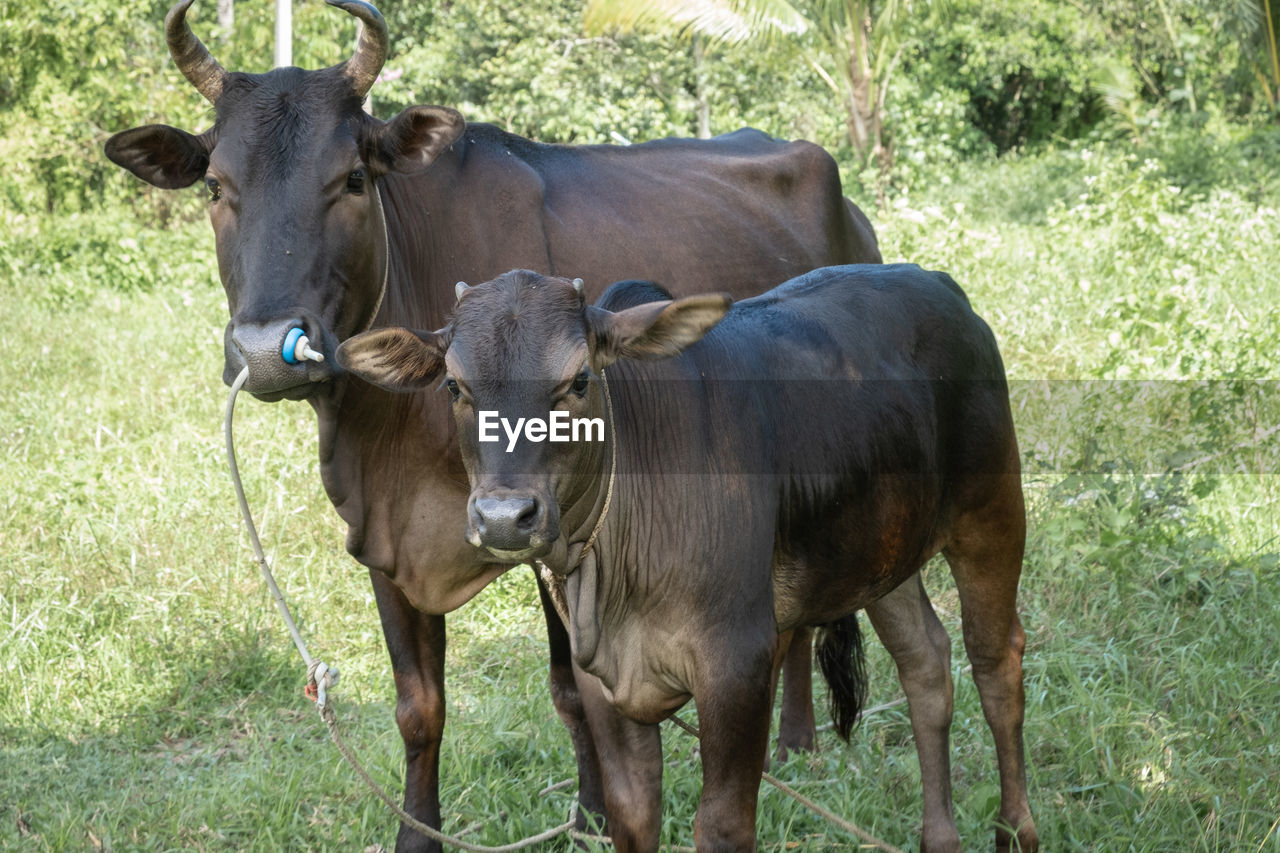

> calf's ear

[
  {"left": 364, "top": 105, "right": 466, "bottom": 174},
  {"left": 588, "top": 294, "right": 732, "bottom": 367},
  {"left": 337, "top": 327, "right": 448, "bottom": 392},
  {"left": 104, "top": 125, "right": 212, "bottom": 189}
]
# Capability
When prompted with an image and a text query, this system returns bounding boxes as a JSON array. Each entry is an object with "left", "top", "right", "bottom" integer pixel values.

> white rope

[
  {"left": 221, "top": 186, "right": 384, "bottom": 695},
  {"left": 667, "top": 714, "right": 905, "bottom": 853},
  {"left": 224, "top": 366, "right": 328, "bottom": 682}
]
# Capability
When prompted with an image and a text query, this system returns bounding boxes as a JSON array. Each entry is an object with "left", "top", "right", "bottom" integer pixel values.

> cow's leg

[
  {"left": 944, "top": 479, "right": 1038, "bottom": 852},
  {"left": 692, "top": 648, "right": 774, "bottom": 852},
  {"left": 535, "top": 571, "right": 608, "bottom": 838},
  {"left": 865, "top": 572, "right": 960, "bottom": 853},
  {"left": 574, "top": 662, "right": 663, "bottom": 853},
  {"left": 369, "top": 569, "right": 446, "bottom": 853},
  {"left": 775, "top": 627, "right": 815, "bottom": 761}
]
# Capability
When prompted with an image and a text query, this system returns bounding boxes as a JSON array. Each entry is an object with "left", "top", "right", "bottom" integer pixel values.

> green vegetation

[{"left": 2, "top": 0, "right": 1279, "bottom": 849}]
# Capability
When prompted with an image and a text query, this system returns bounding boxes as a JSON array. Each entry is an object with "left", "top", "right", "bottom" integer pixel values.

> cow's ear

[
  {"left": 588, "top": 294, "right": 732, "bottom": 367},
  {"left": 105, "top": 125, "right": 212, "bottom": 190},
  {"left": 337, "top": 326, "right": 448, "bottom": 392},
  {"left": 364, "top": 105, "right": 465, "bottom": 174}
]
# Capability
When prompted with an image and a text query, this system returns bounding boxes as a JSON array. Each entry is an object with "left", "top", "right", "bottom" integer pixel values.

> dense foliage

[{"left": 0, "top": 0, "right": 1276, "bottom": 219}]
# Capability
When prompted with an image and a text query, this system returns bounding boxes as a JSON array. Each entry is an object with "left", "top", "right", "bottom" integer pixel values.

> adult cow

[
  {"left": 104, "top": 0, "right": 896, "bottom": 847},
  {"left": 338, "top": 267, "right": 1039, "bottom": 853}
]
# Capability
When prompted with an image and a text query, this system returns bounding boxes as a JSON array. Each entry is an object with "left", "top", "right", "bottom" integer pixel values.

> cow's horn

[
  {"left": 327, "top": 0, "right": 389, "bottom": 99},
  {"left": 455, "top": 281, "right": 470, "bottom": 301},
  {"left": 165, "top": 0, "right": 227, "bottom": 104},
  {"left": 572, "top": 278, "right": 585, "bottom": 296}
]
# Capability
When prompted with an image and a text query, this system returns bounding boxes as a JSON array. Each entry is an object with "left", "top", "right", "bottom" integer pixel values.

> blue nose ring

[{"left": 282, "top": 327, "right": 325, "bottom": 364}]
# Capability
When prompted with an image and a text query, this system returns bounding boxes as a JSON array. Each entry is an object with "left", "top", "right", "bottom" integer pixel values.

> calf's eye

[
  {"left": 205, "top": 177, "right": 221, "bottom": 201},
  {"left": 445, "top": 378, "right": 460, "bottom": 401},
  {"left": 346, "top": 169, "right": 365, "bottom": 194},
  {"left": 570, "top": 371, "right": 590, "bottom": 398}
]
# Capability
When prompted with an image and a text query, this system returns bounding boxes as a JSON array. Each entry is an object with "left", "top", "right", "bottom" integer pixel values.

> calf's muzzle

[{"left": 467, "top": 491, "right": 557, "bottom": 560}]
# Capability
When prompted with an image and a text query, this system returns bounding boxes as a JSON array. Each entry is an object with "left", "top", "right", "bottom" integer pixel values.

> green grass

[{"left": 3, "top": 133, "right": 1280, "bottom": 851}]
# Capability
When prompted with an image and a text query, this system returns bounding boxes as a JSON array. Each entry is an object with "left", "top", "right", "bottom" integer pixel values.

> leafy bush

[
  {"left": 0, "top": 0, "right": 370, "bottom": 217},
  {"left": 905, "top": 0, "right": 1109, "bottom": 153},
  {"left": 375, "top": 0, "right": 694, "bottom": 143},
  {"left": 0, "top": 0, "right": 198, "bottom": 214},
  {"left": 1032, "top": 466, "right": 1229, "bottom": 602},
  {"left": 0, "top": 206, "right": 215, "bottom": 306},
  {"left": 879, "top": 125, "right": 1280, "bottom": 386},
  {"left": 374, "top": 0, "right": 845, "bottom": 147},
  {"left": 4, "top": 0, "right": 1277, "bottom": 220},
  {"left": 880, "top": 76, "right": 995, "bottom": 192}
]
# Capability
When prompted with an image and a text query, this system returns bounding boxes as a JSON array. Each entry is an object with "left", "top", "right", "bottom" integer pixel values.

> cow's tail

[{"left": 815, "top": 612, "right": 868, "bottom": 742}]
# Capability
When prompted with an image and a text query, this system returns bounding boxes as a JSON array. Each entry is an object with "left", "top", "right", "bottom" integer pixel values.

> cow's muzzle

[
  {"left": 223, "top": 315, "right": 337, "bottom": 400},
  {"left": 467, "top": 489, "right": 558, "bottom": 561}
]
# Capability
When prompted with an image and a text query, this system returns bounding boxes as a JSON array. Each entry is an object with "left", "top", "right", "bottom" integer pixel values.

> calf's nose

[{"left": 471, "top": 495, "right": 544, "bottom": 554}]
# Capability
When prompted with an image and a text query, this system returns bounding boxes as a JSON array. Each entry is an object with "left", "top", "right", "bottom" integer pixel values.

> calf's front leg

[
  {"left": 535, "top": 570, "right": 608, "bottom": 837},
  {"left": 573, "top": 661, "right": 664, "bottom": 853},
  {"left": 692, "top": 644, "right": 775, "bottom": 853}
]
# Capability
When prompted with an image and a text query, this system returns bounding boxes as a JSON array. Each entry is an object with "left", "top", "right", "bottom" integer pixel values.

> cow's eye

[
  {"left": 205, "top": 177, "right": 221, "bottom": 202},
  {"left": 346, "top": 169, "right": 365, "bottom": 194},
  {"left": 570, "top": 371, "right": 590, "bottom": 398},
  {"left": 445, "top": 378, "right": 460, "bottom": 402}
]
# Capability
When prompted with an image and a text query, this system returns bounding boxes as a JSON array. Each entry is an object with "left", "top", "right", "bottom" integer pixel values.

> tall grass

[{"left": 2, "top": 129, "right": 1279, "bottom": 850}]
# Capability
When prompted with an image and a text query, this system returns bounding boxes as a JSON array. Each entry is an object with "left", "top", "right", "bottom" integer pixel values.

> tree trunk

[
  {"left": 217, "top": 0, "right": 233, "bottom": 35},
  {"left": 693, "top": 34, "right": 711, "bottom": 138},
  {"left": 1264, "top": 0, "right": 1280, "bottom": 112},
  {"left": 843, "top": 6, "right": 880, "bottom": 163}
]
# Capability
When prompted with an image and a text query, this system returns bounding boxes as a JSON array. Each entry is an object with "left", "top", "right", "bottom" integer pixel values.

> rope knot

[{"left": 306, "top": 660, "right": 340, "bottom": 709}]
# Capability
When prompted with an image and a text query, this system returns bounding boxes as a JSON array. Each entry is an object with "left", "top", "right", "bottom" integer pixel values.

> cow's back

[{"left": 444, "top": 124, "right": 880, "bottom": 298}]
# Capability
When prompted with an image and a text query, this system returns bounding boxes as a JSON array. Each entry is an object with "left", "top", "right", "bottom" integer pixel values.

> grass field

[{"left": 3, "top": 131, "right": 1279, "bottom": 850}]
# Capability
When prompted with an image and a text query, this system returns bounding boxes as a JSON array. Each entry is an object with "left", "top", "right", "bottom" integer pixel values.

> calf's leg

[
  {"left": 865, "top": 572, "right": 960, "bottom": 853},
  {"left": 574, "top": 662, "right": 664, "bottom": 853},
  {"left": 370, "top": 569, "right": 447, "bottom": 853},
  {"left": 692, "top": 645, "right": 775, "bottom": 852},
  {"left": 536, "top": 572, "right": 608, "bottom": 837},
  {"left": 944, "top": 478, "right": 1038, "bottom": 852}
]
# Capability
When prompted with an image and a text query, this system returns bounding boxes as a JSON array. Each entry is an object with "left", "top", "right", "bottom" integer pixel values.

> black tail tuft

[{"left": 815, "top": 612, "right": 868, "bottom": 742}]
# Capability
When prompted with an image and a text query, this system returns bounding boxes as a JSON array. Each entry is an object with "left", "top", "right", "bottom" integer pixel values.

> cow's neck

[
  {"left": 307, "top": 171, "right": 510, "bottom": 613},
  {"left": 558, "top": 362, "right": 762, "bottom": 720},
  {"left": 369, "top": 173, "right": 463, "bottom": 331}
]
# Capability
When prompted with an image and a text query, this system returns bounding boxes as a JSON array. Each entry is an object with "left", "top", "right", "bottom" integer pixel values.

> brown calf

[{"left": 339, "top": 266, "right": 1038, "bottom": 853}]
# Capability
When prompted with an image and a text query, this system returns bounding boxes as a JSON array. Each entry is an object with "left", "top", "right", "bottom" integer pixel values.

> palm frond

[{"left": 584, "top": 0, "right": 810, "bottom": 43}]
